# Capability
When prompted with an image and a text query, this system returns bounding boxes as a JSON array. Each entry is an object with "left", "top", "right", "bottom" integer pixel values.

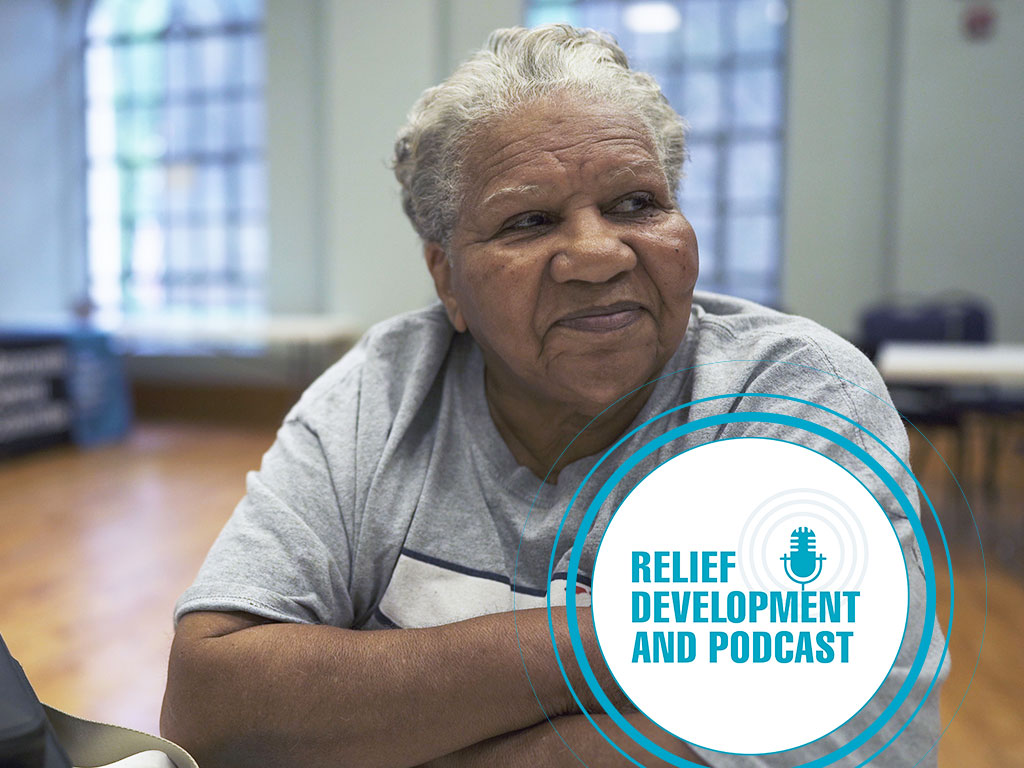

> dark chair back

[{"left": 859, "top": 298, "right": 991, "bottom": 360}]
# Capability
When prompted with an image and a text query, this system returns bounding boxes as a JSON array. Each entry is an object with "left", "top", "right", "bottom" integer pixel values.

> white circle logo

[{"left": 590, "top": 438, "right": 909, "bottom": 754}]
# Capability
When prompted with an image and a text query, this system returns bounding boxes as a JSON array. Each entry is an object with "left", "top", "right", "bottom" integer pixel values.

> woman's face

[{"left": 426, "top": 95, "right": 699, "bottom": 416}]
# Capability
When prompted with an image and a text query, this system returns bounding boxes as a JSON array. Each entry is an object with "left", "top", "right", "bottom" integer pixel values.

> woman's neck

[{"left": 483, "top": 367, "right": 653, "bottom": 483}]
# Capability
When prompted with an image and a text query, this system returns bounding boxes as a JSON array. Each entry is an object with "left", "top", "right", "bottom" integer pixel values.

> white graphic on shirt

[{"left": 376, "top": 550, "right": 591, "bottom": 628}]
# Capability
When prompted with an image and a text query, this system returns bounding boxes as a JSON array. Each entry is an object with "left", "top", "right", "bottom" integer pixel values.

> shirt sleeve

[{"left": 174, "top": 415, "right": 356, "bottom": 628}]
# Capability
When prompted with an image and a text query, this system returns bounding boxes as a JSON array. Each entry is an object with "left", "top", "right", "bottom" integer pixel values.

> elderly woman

[{"left": 162, "top": 25, "right": 943, "bottom": 768}]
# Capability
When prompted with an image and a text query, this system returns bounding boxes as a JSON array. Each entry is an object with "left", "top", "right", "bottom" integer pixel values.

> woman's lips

[{"left": 555, "top": 306, "right": 645, "bottom": 332}]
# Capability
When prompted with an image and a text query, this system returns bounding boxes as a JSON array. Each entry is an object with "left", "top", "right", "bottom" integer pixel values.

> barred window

[
  {"left": 526, "top": 0, "right": 789, "bottom": 306},
  {"left": 84, "top": 0, "right": 267, "bottom": 318}
]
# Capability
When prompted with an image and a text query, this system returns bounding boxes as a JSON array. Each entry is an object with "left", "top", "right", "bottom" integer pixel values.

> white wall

[
  {"left": 783, "top": 0, "right": 1024, "bottom": 342},
  {"left": 318, "top": 0, "right": 439, "bottom": 325},
  {"left": 781, "top": 0, "right": 893, "bottom": 340},
  {"left": 894, "top": 0, "right": 1024, "bottom": 342},
  {"left": 265, "top": 0, "right": 521, "bottom": 325},
  {"left": 264, "top": 0, "right": 325, "bottom": 314},
  {"left": 318, "top": 0, "right": 521, "bottom": 326},
  {"left": 0, "top": 0, "right": 87, "bottom": 323}
]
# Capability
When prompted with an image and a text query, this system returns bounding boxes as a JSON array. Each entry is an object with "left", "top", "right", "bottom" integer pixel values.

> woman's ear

[{"left": 424, "top": 242, "right": 467, "bottom": 332}]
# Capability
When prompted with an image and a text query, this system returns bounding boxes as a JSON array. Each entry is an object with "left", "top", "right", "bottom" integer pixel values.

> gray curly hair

[{"left": 392, "top": 24, "right": 687, "bottom": 249}]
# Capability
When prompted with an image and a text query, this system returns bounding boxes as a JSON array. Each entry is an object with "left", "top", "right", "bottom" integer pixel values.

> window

[
  {"left": 526, "top": 0, "right": 789, "bottom": 306},
  {"left": 84, "top": 0, "right": 266, "bottom": 319}
]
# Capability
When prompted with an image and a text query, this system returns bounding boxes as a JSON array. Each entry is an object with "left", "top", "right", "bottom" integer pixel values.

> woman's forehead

[{"left": 460, "top": 97, "right": 663, "bottom": 202}]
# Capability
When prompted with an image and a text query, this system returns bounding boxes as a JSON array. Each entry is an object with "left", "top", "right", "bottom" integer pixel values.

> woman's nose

[{"left": 548, "top": 209, "right": 637, "bottom": 283}]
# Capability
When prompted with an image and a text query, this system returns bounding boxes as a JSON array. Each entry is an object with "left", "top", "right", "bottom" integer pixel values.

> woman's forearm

[
  {"left": 420, "top": 712, "right": 708, "bottom": 768},
  {"left": 161, "top": 607, "right": 625, "bottom": 768}
]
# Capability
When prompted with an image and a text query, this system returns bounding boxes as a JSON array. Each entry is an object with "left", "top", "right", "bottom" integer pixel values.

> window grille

[
  {"left": 526, "top": 0, "right": 789, "bottom": 306},
  {"left": 84, "top": 0, "right": 267, "bottom": 318}
]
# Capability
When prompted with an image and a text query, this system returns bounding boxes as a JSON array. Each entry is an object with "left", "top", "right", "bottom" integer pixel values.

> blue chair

[{"left": 859, "top": 297, "right": 990, "bottom": 486}]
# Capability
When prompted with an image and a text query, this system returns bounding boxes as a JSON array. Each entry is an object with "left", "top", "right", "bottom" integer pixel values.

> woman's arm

[
  {"left": 420, "top": 712, "right": 708, "bottom": 768},
  {"left": 161, "top": 606, "right": 628, "bottom": 768}
]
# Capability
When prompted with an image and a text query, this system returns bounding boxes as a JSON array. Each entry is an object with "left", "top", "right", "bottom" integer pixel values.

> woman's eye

[
  {"left": 609, "top": 193, "right": 656, "bottom": 215},
  {"left": 501, "top": 212, "right": 550, "bottom": 232}
]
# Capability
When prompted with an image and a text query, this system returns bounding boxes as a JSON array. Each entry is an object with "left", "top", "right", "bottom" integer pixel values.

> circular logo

[{"left": 590, "top": 437, "right": 909, "bottom": 754}]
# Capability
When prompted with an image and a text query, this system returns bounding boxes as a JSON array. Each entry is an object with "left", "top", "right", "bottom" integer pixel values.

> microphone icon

[{"left": 781, "top": 526, "right": 825, "bottom": 590}]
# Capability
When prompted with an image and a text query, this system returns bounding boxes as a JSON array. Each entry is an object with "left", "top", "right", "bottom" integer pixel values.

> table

[
  {"left": 877, "top": 342, "right": 1024, "bottom": 566},
  {"left": 876, "top": 342, "right": 1024, "bottom": 387}
]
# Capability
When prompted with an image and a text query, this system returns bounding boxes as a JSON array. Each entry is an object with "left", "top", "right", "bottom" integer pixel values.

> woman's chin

[{"left": 550, "top": 359, "right": 661, "bottom": 417}]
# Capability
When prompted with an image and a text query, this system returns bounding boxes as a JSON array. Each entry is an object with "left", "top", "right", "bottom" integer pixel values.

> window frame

[
  {"left": 525, "top": 0, "right": 790, "bottom": 307},
  {"left": 82, "top": 0, "right": 268, "bottom": 319}
]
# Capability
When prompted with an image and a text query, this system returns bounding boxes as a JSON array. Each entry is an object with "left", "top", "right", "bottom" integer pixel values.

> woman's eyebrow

[
  {"left": 478, "top": 161, "right": 663, "bottom": 210},
  {"left": 480, "top": 184, "right": 543, "bottom": 208},
  {"left": 605, "top": 162, "right": 662, "bottom": 181}
]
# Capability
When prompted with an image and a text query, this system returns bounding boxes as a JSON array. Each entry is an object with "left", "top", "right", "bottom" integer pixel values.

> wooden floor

[
  {"left": 1, "top": 421, "right": 1022, "bottom": 765},
  {"left": 0, "top": 423, "right": 273, "bottom": 733}
]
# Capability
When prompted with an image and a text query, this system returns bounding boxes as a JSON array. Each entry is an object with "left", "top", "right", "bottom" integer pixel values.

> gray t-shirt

[{"left": 176, "top": 292, "right": 946, "bottom": 767}]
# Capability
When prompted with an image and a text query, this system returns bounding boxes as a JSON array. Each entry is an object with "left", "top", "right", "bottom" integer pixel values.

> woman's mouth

[{"left": 555, "top": 303, "right": 645, "bottom": 332}]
